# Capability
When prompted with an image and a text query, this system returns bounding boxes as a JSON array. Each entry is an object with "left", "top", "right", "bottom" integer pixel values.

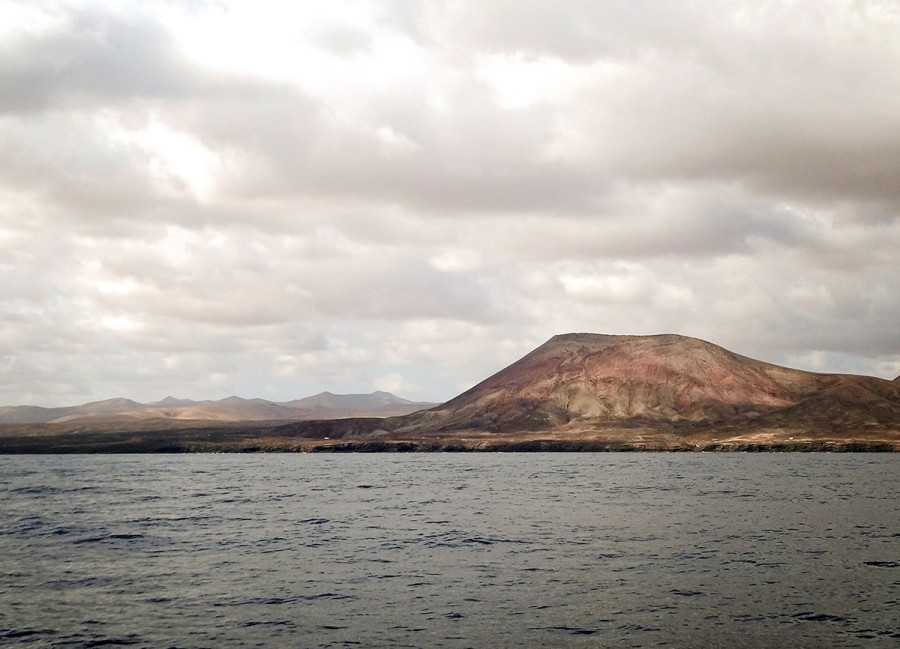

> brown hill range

[
  {"left": 1, "top": 334, "right": 898, "bottom": 452},
  {"left": 0, "top": 391, "right": 436, "bottom": 425}
]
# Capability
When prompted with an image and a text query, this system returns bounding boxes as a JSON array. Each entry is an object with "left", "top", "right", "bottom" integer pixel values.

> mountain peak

[
  {"left": 544, "top": 332, "right": 705, "bottom": 348},
  {"left": 85, "top": 397, "right": 143, "bottom": 407}
]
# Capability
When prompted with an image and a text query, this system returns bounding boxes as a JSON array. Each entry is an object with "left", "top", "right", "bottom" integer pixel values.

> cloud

[
  {"left": 0, "top": 5, "right": 200, "bottom": 113},
  {"left": 1, "top": 0, "right": 899, "bottom": 406}
]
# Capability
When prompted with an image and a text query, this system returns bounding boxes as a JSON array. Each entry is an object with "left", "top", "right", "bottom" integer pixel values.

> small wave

[
  {"left": 239, "top": 620, "right": 296, "bottom": 628},
  {"left": 615, "top": 623, "right": 661, "bottom": 633},
  {"left": 415, "top": 530, "right": 532, "bottom": 549},
  {"left": 853, "top": 628, "right": 900, "bottom": 639},
  {"left": 732, "top": 613, "right": 777, "bottom": 622},
  {"left": 217, "top": 596, "right": 298, "bottom": 606},
  {"left": 73, "top": 533, "right": 145, "bottom": 545},
  {"left": 1, "top": 628, "right": 56, "bottom": 639},
  {"left": 78, "top": 636, "right": 142, "bottom": 647},
  {"left": 540, "top": 625, "right": 600, "bottom": 635},
  {"left": 864, "top": 560, "right": 900, "bottom": 568},
  {"left": 792, "top": 612, "right": 850, "bottom": 623},
  {"left": 303, "top": 592, "right": 352, "bottom": 601},
  {"left": 44, "top": 576, "right": 116, "bottom": 590},
  {"left": 9, "top": 485, "right": 57, "bottom": 495},
  {"left": 214, "top": 592, "right": 352, "bottom": 607}
]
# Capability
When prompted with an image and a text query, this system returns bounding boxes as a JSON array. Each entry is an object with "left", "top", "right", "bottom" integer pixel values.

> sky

[{"left": 2, "top": 0, "right": 899, "bottom": 407}]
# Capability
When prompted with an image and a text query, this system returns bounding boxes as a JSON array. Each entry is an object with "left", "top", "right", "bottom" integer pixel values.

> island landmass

[{"left": 2, "top": 334, "right": 898, "bottom": 453}]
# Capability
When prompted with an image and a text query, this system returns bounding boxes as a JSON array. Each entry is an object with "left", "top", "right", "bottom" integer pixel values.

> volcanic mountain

[{"left": 395, "top": 333, "right": 900, "bottom": 439}]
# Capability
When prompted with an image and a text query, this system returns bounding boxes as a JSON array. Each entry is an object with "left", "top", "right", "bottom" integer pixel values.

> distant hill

[
  {"left": 0, "top": 392, "right": 437, "bottom": 424},
  {"left": 283, "top": 391, "right": 439, "bottom": 419},
  {"left": 0, "top": 398, "right": 145, "bottom": 425}
]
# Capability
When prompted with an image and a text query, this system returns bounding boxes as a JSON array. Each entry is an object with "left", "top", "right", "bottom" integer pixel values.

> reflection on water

[{"left": 1, "top": 453, "right": 898, "bottom": 648}]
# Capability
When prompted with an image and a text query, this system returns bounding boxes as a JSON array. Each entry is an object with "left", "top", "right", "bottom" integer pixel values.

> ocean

[{"left": 1, "top": 453, "right": 897, "bottom": 648}]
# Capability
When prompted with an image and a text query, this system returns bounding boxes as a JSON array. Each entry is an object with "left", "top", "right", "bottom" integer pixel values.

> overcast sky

[{"left": 2, "top": 0, "right": 899, "bottom": 406}]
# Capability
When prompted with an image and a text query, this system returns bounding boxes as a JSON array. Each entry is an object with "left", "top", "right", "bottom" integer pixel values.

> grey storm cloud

[{"left": 1, "top": 0, "right": 898, "bottom": 406}]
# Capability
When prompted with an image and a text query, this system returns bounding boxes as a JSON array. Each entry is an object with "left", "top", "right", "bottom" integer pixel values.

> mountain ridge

[
  {"left": 1, "top": 333, "right": 897, "bottom": 452},
  {"left": 0, "top": 391, "right": 437, "bottom": 424}
]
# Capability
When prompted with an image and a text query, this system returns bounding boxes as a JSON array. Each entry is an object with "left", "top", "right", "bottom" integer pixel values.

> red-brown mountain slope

[{"left": 401, "top": 333, "right": 900, "bottom": 434}]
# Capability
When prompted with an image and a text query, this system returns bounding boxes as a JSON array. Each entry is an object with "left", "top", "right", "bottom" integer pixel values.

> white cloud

[
  {"left": 100, "top": 314, "right": 143, "bottom": 333},
  {"left": 428, "top": 248, "right": 482, "bottom": 273},
  {"left": 560, "top": 268, "right": 649, "bottom": 303},
  {"left": 102, "top": 114, "right": 223, "bottom": 201},
  {"left": 1, "top": 0, "right": 899, "bottom": 407},
  {"left": 373, "top": 371, "right": 423, "bottom": 397}
]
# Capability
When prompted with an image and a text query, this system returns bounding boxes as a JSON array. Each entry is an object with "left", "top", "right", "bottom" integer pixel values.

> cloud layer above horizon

[{"left": 2, "top": 0, "right": 899, "bottom": 406}]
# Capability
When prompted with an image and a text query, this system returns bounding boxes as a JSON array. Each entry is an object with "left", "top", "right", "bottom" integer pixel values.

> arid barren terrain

[
  {"left": 0, "top": 391, "right": 436, "bottom": 425},
  {"left": 2, "top": 334, "right": 898, "bottom": 452}
]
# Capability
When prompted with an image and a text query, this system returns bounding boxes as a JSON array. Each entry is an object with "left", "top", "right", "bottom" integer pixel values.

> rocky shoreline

[
  {"left": 1, "top": 423, "right": 896, "bottom": 454},
  {"left": 307, "top": 440, "right": 899, "bottom": 453}
]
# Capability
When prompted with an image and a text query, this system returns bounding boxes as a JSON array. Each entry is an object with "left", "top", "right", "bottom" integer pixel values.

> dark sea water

[{"left": 1, "top": 453, "right": 897, "bottom": 649}]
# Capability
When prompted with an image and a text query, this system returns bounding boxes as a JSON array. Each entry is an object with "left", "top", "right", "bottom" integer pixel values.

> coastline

[{"left": 0, "top": 418, "right": 900, "bottom": 455}]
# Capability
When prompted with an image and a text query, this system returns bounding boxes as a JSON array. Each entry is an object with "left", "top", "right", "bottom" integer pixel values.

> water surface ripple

[{"left": 1, "top": 453, "right": 897, "bottom": 648}]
